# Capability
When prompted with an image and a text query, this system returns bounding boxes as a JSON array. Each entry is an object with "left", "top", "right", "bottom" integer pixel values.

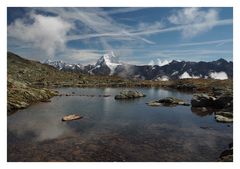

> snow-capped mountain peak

[
  {"left": 44, "top": 60, "right": 65, "bottom": 70},
  {"left": 96, "top": 51, "right": 120, "bottom": 65},
  {"left": 95, "top": 51, "right": 121, "bottom": 74},
  {"left": 44, "top": 60, "right": 83, "bottom": 70}
]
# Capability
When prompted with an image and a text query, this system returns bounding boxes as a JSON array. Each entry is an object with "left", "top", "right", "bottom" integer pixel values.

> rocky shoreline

[{"left": 7, "top": 79, "right": 58, "bottom": 114}]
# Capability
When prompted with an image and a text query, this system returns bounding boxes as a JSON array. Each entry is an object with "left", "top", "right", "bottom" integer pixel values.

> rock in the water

[
  {"left": 147, "top": 101, "right": 162, "bottom": 106},
  {"left": 158, "top": 97, "right": 190, "bottom": 106},
  {"left": 147, "top": 97, "right": 189, "bottom": 107},
  {"left": 215, "top": 111, "right": 233, "bottom": 118},
  {"left": 62, "top": 114, "right": 83, "bottom": 121},
  {"left": 115, "top": 90, "right": 146, "bottom": 100},
  {"left": 191, "top": 94, "right": 216, "bottom": 107},
  {"left": 215, "top": 115, "right": 233, "bottom": 123}
]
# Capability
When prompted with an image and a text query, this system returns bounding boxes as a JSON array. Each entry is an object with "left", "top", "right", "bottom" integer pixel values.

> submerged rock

[
  {"left": 191, "top": 107, "right": 213, "bottom": 117},
  {"left": 147, "top": 97, "right": 190, "bottom": 107},
  {"left": 115, "top": 90, "right": 146, "bottom": 100},
  {"left": 62, "top": 114, "right": 83, "bottom": 121}
]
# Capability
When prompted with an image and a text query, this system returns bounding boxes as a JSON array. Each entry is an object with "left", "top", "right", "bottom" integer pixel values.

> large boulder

[
  {"left": 214, "top": 92, "right": 233, "bottom": 110},
  {"left": 115, "top": 90, "right": 146, "bottom": 100},
  {"left": 191, "top": 94, "right": 216, "bottom": 107}
]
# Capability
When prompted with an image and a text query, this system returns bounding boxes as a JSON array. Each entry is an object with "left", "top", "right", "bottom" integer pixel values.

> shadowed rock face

[
  {"left": 191, "top": 94, "right": 216, "bottom": 107},
  {"left": 115, "top": 90, "right": 146, "bottom": 100}
]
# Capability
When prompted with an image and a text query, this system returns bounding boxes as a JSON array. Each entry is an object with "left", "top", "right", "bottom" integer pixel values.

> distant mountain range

[{"left": 44, "top": 52, "right": 233, "bottom": 81}]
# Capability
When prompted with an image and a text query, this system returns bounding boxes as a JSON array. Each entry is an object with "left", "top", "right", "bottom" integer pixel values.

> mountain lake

[{"left": 7, "top": 87, "right": 233, "bottom": 162}]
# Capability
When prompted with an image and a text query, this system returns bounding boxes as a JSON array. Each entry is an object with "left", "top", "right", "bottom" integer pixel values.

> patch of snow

[
  {"left": 156, "top": 76, "right": 169, "bottom": 81},
  {"left": 179, "top": 72, "right": 192, "bottom": 79},
  {"left": 171, "top": 71, "right": 179, "bottom": 76},
  {"left": 179, "top": 72, "right": 201, "bottom": 79},
  {"left": 88, "top": 65, "right": 100, "bottom": 74},
  {"left": 209, "top": 71, "right": 228, "bottom": 80}
]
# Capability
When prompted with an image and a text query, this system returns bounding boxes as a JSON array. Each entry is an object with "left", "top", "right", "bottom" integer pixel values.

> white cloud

[
  {"left": 8, "top": 13, "right": 72, "bottom": 57},
  {"left": 59, "top": 49, "right": 101, "bottom": 65},
  {"left": 130, "top": 19, "right": 232, "bottom": 37},
  {"left": 209, "top": 71, "right": 228, "bottom": 80},
  {"left": 157, "top": 59, "right": 172, "bottom": 66},
  {"left": 106, "top": 7, "right": 146, "bottom": 15},
  {"left": 168, "top": 8, "right": 220, "bottom": 38},
  {"left": 148, "top": 60, "right": 154, "bottom": 66},
  {"left": 177, "top": 39, "right": 232, "bottom": 47},
  {"left": 40, "top": 8, "right": 155, "bottom": 45}
]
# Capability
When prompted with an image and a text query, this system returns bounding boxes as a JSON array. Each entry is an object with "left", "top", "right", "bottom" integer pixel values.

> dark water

[{"left": 7, "top": 88, "right": 232, "bottom": 162}]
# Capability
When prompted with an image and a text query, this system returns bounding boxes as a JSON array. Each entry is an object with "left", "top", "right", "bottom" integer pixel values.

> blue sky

[{"left": 7, "top": 7, "right": 233, "bottom": 65}]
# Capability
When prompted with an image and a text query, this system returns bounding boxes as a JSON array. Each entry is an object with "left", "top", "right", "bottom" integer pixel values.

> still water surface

[{"left": 8, "top": 88, "right": 232, "bottom": 161}]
